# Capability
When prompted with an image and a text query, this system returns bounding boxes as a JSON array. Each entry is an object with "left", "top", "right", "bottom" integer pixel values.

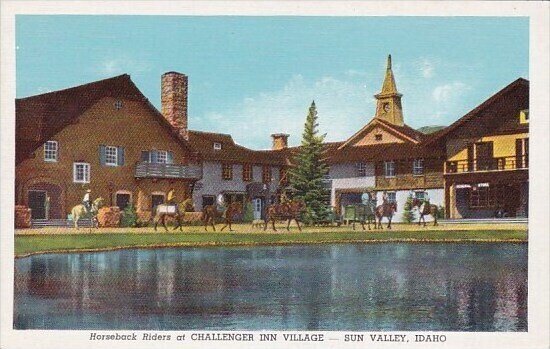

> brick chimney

[
  {"left": 161, "top": 72, "right": 188, "bottom": 139},
  {"left": 271, "top": 133, "right": 289, "bottom": 150}
]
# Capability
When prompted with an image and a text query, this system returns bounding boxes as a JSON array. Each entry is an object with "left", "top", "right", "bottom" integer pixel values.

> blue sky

[{"left": 16, "top": 16, "right": 528, "bottom": 149}]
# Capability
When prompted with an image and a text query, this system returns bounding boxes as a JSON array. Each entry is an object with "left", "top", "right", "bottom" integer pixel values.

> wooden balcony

[
  {"left": 445, "top": 155, "right": 528, "bottom": 174},
  {"left": 135, "top": 162, "right": 202, "bottom": 180}
]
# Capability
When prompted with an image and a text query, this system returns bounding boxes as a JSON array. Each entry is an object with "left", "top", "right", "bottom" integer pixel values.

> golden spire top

[{"left": 380, "top": 54, "right": 399, "bottom": 95}]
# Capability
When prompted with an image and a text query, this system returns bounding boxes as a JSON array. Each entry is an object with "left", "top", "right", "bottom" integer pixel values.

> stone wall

[
  {"left": 14, "top": 205, "right": 31, "bottom": 229},
  {"left": 97, "top": 206, "right": 121, "bottom": 227}
]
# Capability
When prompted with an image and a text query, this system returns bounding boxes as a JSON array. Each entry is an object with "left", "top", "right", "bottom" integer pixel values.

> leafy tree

[
  {"left": 402, "top": 193, "right": 415, "bottom": 223},
  {"left": 288, "top": 101, "right": 331, "bottom": 224}
]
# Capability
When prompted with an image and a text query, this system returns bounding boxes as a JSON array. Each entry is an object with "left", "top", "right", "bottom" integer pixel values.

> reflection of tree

[{"left": 466, "top": 279, "right": 497, "bottom": 331}]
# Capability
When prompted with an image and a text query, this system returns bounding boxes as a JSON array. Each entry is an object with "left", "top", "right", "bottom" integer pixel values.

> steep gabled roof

[
  {"left": 16, "top": 74, "right": 198, "bottom": 164},
  {"left": 425, "top": 78, "right": 529, "bottom": 145}
]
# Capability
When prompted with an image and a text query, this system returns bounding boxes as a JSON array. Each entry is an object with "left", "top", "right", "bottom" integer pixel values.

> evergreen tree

[
  {"left": 288, "top": 101, "right": 330, "bottom": 224},
  {"left": 402, "top": 193, "right": 415, "bottom": 223}
]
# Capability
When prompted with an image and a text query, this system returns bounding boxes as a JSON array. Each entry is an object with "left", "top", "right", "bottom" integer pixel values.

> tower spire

[{"left": 374, "top": 54, "right": 404, "bottom": 126}]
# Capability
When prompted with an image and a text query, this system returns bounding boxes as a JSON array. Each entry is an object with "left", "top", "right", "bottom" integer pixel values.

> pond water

[{"left": 14, "top": 243, "right": 527, "bottom": 331}]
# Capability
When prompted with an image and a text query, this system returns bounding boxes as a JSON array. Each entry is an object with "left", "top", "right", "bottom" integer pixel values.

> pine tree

[
  {"left": 288, "top": 101, "right": 330, "bottom": 224},
  {"left": 402, "top": 193, "right": 415, "bottom": 223}
]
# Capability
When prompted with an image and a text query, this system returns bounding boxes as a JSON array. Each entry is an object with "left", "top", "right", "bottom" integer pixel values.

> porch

[{"left": 135, "top": 162, "right": 202, "bottom": 180}]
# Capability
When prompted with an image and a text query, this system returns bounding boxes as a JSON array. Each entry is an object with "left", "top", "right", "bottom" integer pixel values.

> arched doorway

[{"left": 26, "top": 182, "right": 63, "bottom": 219}]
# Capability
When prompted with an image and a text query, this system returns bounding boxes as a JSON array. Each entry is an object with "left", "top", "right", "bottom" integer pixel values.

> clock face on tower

[{"left": 383, "top": 102, "right": 390, "bottom": 112}]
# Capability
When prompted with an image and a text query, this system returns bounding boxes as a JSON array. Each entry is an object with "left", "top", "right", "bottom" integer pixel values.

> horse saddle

[{"left": 158, "top": 205, "right": 177, "bottom": 214}]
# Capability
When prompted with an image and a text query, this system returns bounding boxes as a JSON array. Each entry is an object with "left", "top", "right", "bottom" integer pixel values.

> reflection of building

[{"left": 427, "top": 78, "right": 529, "bottom": 219}]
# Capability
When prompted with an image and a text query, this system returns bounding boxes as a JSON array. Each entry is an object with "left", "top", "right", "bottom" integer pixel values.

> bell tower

[{"left": 374, "top": 55, "right": 404, "bottom": 126}]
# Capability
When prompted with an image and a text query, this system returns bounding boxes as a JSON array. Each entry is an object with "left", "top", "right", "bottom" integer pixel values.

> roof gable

[{"left": 338, "top": 118, "right": 423, "bottom": 149}]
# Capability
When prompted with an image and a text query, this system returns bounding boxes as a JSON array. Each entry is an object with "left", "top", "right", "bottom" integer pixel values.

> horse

[
  {"left": 202, "top": 201, "right": 243, "bottom": 232},
  {"left": 352, "top": 201, "right": 377, "bottom": 231},
  {"left": 70, "top": 197, "right": 104, "bottom": 230},
  {"left": 153, "top": 198, "right": 193, "bottom": 232},
  {"left": 412, "top": 198, "right": 439, "bottom": 227},
  {"left": 375, "top": 201, "right": 397, "bottom": 229},
  {"left": 264, "top": 199, "right": 306, "bottom": 232}
]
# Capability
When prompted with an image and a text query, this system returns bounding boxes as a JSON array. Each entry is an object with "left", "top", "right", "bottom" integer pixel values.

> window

[
  {"left": 520, "top": 109, "right": 529, "bottom": 124},
  {"left": 375, "top": 134, "right": 383, "bottom": 141},
  {"left": 387, "top": 192, "right": 397, "bottom": 203},
  {"left": 202, "top": 195, "right": 215, "bottom": 209},
  {"left": 141, "top": 150, "right": 173, "bottom": 164},
  {"left": 357, "top": 162, "right": 367, "bottom": 177},
  {"left": 469, "top": 186, "right": 493, "bottom": 208},
  {"left": 100, "top": 145, "right": 125, "bottom": 166},
  {"left": 413, "top": 158, "right": 424, "bottom": 175},
  {"left": 73, "top": 162, "right": 90, "bottom": 183},
  {"left": 105, "top": 146, "right": 118, "bottom": 166},
  {"left": 262, "top": 165, "right": 271, "bottom": 184},
  {"left": 414, "top": 191, "right": 426, "bottom": 201},
  {"left": 384, "top": 161, "right": 396, "bottom": 177},
  {"left": 242, "top": 164, "right": 253, "bottom": 182},
  {"left": 44, "top": 140, "right": 58, "bottom": 162},
  {"left": 114, "top": 100, "right": 123, "bottom": 110},
  {"left": 213, "top": 142, "right": 222, "bottom": 150},
  {"left": 116, "top": 192, "right": 131, "bottom": 210},
  {"left": 222, "top": 163, "right": 233, "bottom": 180}
]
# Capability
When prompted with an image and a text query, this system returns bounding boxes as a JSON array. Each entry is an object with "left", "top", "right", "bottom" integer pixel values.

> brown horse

[
  {"left": 375, "top": 201, "right": 398, "bottom": 229},
  {"left": 412, "top": 198, "right": 439, "bottom": 226},
  {"left": 264, "top": 199, "right": 306, "bottom": 232},
  {"left": 153, "top": 198, "right": 193, "bottom": 232},
  {"left": 202, "top": 202, "right": 243, "bottom": 232}
]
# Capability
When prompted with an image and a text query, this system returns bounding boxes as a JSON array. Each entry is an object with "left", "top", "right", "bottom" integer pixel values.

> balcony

[
  {"left": 446, "top": 155, "right": 528, "bottom": 174},
  {"left": 135, "top": 162, "right": 202, "bottom": 180}
]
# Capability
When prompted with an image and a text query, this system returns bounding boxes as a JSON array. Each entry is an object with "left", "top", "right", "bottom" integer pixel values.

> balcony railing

[
  {"left": 446, "top": 155, "right": 528, "bottom": 174},
  {"left": 135, "top": 162, "right": 202, "bottom": 180}
]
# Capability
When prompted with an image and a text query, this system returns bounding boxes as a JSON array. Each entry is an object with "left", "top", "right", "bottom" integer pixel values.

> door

[
  {"left": 475, "top": 142, "right": 494, "bottom": 171},
  {"left": 151, "top": 194, "right": 165, "bottom": 211},
  {"left": 116, "top": 193, "right": 131, "bottom": 210},
  {"left": 28, "top": 190, "right": 47, "bottom": 220},
  {"left": 202, "top": 196, "right": 215, "bottom": 209},
  {"left": 253, "top": 198, "right": 262, "bottom": 220}
]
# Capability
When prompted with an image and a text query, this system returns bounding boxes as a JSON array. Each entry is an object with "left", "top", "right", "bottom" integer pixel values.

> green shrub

[
  {"left": 402, "top": 194, "right": 415, "bottom": 223},
  {"left": 120, "top": 204, "right": 138, "bottom": 228}
]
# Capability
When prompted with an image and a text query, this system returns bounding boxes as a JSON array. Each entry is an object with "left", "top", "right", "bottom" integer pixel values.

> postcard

[{"left": 1, "top": 1, "right": 549, "bottom": 349}]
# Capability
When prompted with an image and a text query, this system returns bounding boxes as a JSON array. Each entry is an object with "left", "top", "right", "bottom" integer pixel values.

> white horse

[{"left": 70, "top": 197, "right": 104, "bottom": 230}]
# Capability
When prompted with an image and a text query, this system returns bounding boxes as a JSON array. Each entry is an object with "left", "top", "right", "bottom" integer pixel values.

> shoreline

[{"left": 15, "top": 236, "right": 528, "bottom": 259}]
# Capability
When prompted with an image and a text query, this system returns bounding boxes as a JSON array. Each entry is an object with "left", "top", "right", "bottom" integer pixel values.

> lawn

[{"left": 14, "top": 224, "right": 528, "bottom": 257}]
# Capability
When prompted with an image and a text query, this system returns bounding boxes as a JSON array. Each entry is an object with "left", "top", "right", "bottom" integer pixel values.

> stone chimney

[
  {"left": 161, "top": 72, "right": 188, "bottom": 139},
  {"left": 271, "top": 133, "right": 289, "bottom": 150}
]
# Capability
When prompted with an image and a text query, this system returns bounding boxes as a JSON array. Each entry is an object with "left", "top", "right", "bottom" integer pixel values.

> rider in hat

[
  {"left": 216, "top": 193, "right": 227, "bottom": 218},
  {"left": 167, "top": 188, "right": 176, "bottom": 205},
  {"left": 82, "top": 189, "right": 92, "bottom": 213},
  {"left": 382, "top": 190, "right": 389, "bottom": 205}
]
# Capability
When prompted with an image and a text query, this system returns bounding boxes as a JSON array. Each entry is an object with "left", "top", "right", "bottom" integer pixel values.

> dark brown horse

[
  {"left": 412, "top": 198, "right": 439, "bottom": 226},
  {"left": 264, "top": 199, "right": 306, "bottom": 232},
  {"left": 202, "top": 202, "right": 243, "bottom": 232},
  {"left": 153, "top": 198, "right": 193, "bottom": 232},
  {"left": 375, "top": 201, "right": 398, "bottom": 229}
]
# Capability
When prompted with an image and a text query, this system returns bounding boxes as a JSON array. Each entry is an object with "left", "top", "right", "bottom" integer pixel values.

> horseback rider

[
  {"left": 167, "top": 188, "right": 176, "bottom": 205},
  {"left": 382, "top": 190, "right": 388, "bottom": 205},
  {"left": 217, "top": 193, "right": 227, "bottom": 218},
  {"left": 423, "top": 191, "right": 430, "bottom": 205},
  {"left": 82, "top": 189, "right": 92, "bottom": 213}
]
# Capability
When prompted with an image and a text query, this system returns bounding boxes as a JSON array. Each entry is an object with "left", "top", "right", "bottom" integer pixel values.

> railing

[
  {"left": 135, "top": 162, "right": 202, "bottom": 179},
  {"left": 446, "top": 155, "right": 528, "bottom": 174}
]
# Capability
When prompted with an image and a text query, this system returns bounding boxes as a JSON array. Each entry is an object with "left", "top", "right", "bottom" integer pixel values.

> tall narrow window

[
  {"left": 242, "top": 164, "right": 252, "bottom": 182},
  {"left": 384, "top": 161, "right": 396, "bottom": 177},
  {"left": 356, "top": 162, "right": 367, "bottom": 177},
  {"left": 73, "top": 163, "right": 90, "bottom": 183},
  {"left": 105, "top": 146, "right": 118, "bottom": 166},
  {"left": 262, "top": 165, "right": 271, "bottom": 184},
  {"left": 413, "top": 158, "right": 424, "bottom": 175},
  {"left": 44, "top": 140, "right": 58, "bottom": 162},
  {"left": 222, "top": 163, "right": 233, "bottom": 180}
]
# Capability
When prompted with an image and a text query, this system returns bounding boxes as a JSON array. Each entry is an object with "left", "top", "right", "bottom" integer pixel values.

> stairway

[{"left": 31, "top": 219, "right": 93, "bottom": 228}]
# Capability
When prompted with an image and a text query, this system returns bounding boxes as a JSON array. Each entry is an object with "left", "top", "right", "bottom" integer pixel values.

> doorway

[
  {"left": 253, "top": 198, "right": 263, "bottom": 220},
  {"left": 116, "top": 193, "right": 131, "bottom": 210},
  {"left": 28, "top": 190, "right": 47, "bottom": 220}
]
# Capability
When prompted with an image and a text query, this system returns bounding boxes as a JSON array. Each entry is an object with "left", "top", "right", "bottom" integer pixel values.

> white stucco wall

[
  {"left": 373, "top": 188, "right": 444, "bottom": 223},
  {"left": 192, "top": 161, "right": 280, "bottom": 210},
  {"left": 329, "top": 163, "right": 376, "bottom": 206}
]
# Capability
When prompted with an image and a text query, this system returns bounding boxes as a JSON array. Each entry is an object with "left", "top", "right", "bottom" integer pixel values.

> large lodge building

[{"left": 15, "top": 56, "right": 529, "bottom": 225}]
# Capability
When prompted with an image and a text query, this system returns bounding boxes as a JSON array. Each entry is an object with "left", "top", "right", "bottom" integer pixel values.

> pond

[{"left": 14, "top": 243, "right": 527, "bottom": 331}]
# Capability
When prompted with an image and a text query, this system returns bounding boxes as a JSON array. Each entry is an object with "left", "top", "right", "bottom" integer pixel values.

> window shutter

[
  {"left": 141, "top": 151, "right": 149, "bottom": 162},
  {"left": 99, "top": 145, "right": 106, "bottom": 165},
  {"left": 118, "top": 147, "right": 125, "bottom": 166},
  {"left": 167, "top": 151, "right": 174, "bottom": 164}
]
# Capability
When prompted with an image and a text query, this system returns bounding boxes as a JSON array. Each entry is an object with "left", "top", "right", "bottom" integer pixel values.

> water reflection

[{"left": 14, "top": 243, "right": 527, "bottom": 331}]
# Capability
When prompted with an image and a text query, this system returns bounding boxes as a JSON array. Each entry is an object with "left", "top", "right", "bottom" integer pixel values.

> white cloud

[
  {"left": 418, "top": 58, "right": 435, "bottom": 79},
  {"left": 432, "top": 82, "right": 470, "bottom": 103},
  {"left": 198, "top": 74, "right": 375, "bottom": 149}
]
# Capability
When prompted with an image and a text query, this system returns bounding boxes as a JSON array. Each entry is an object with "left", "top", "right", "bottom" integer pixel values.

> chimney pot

[{"left": 271, "top": 133, "right": 289, "bottom": 150}]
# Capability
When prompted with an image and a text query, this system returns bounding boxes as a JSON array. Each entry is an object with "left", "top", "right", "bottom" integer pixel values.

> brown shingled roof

[{"left": 16, "top": 74, "right": 198, "bottom": 164}]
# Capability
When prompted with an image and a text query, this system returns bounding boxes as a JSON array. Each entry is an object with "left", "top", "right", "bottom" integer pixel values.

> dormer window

[
  {"left": 375, "top": 134, "right": 383, "bottom": 141},
  {"left": 520, "top": 109, "right": 529, "bottom": 124},
  {"left": 213, "top": 142, "right": 222, "bottom": 150}
]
